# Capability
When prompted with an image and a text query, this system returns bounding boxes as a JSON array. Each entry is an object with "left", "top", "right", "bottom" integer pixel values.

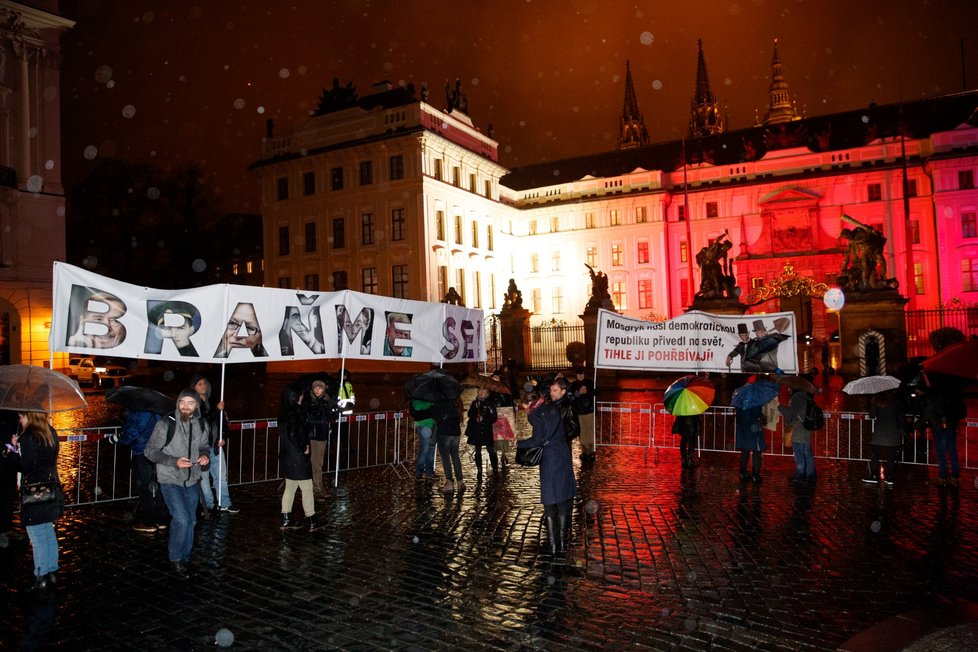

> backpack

[
  {"left": 802, "top": 395, "right": 824, "bottom": 431},
  {"left": 163, "top": 414, "right": 208, "bottom": 448}
]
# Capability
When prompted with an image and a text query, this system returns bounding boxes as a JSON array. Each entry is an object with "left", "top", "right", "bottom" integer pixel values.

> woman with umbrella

[
  {"left": 864, "top": 388, "right": 904, "bottom": 486},
  {"left": 517, "top": 376, "right": 576, "bottom": 561},
  {"left": 732, "top": 377, "right": 779, "bottom": 483},
  {"left": 465, "top": 387, "right": 498, "bottom": 480},
  {"left": 16, "top": 411, "right": 63, "bottom": 590},
  {"left": 663, "top": 374, "right": 715, "bottom": 470}
]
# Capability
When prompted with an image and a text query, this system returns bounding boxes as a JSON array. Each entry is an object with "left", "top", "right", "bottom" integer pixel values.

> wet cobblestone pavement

[{"left": 2, "top": 446, "right": 977, "bottom": 651}]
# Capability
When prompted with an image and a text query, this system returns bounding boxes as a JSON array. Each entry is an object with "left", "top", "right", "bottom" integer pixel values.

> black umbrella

[
  {"left": 404, "top": 370, "right": 462, "bottom": 402},
  {"left": 105, "top": 385, "right": 174, "bottom": 415}
]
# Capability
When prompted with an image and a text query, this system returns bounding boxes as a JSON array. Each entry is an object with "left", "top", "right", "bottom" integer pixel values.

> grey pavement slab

[{"left": 2, "top": 447, "right": 977, "bottom": 650}]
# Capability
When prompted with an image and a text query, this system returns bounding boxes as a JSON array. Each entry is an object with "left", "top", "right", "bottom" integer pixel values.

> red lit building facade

[{"left": 253, "top": 44, "right": 978, "bottom": 348}]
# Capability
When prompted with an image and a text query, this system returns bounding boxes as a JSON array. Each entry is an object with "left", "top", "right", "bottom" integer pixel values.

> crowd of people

[{"left": 2, "top": 352, "right": 969, "bottom": 589}]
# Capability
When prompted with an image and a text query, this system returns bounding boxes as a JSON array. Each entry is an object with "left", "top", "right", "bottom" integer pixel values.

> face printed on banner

[
  {"left": 216, "top": 303, "right": 267, "bottom": 357},
  {"left": 335, "top": 306, "right": 374, "bottom": 355},
  {"left": 279, "top": 305, "right": 324, "bottom": 355},
  {"left": 66, "top": 286, "right": 127, "bottom": 349},
  {"left": 146, "top": 300, "right": 201, "bottom": 356},
  {"left": 383, "top": 312, "right": 413, "bottom": 357}
]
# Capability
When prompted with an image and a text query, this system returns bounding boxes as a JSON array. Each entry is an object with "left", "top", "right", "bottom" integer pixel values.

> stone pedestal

[
  {"left": 686, "top": 298, "right": 748, "bottom": 316},
  {"left": 498, "top": 308, "right": 532, "bottom": 372},
  {"left": 581, "top": 312, "right": 600, "bottom": 371},
  {"left": 837, "top": 291, "right": 909, "bottom": 378}
]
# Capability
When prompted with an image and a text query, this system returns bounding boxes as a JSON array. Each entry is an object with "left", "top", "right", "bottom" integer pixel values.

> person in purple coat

[{"left": 517, "top": 377, "right": 577, "bottom": 560}]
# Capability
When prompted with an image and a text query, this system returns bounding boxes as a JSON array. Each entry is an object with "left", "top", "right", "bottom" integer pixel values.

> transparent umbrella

[{"left": 0, "top": 365, "right": 87, "bottom": 413}]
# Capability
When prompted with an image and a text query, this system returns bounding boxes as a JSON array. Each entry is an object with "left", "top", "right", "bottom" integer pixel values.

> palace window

[
  {"left": 437, "top": 266, "right": 448, "bottom": 298},
  {"left": 332, "top": 218, "right": 345, "bottom": 249},
  {"left": 530, "top": 253, "right": 539, "bottom": 273},
  {"left": 331, "top": 167, "right": 344, "bottom": 191},
  {"left": 361, "top": 213, "right": 375, "bottom": 245},
  {"left": 278, "top": 226, "right": 290, "bottom": 256},
  {"left": 962, "top": 212, "right": 977, "bottom": 239},
  {"left": 361, "top": 267, "right": 378, "bottom": 294},
  {"left": 359, "top": 160, "right": 373, "bottom": 186},
  {"left": 531, "top": 288, "right": 541, "bottom": 314},
  {"left": 278, "top": 276, "right": 291, "bottom": 288},
  {"left": 473, "top": 271, "right": 482, "bottom": 308},
  {"left": 959, "top": 170, "right": 975, "bottom": 190},
  {"left": 868, "top": 183, "right": 882, "bottom": 201},
  {"left": 914, "top": 263, "right": 924, "bottom": 295},
  {"left": 637, "top": 241, "right": 649, "bottom": 264},
  {"left": 638, "top": 279, "right": 653, "bottom": 309},
  {"left": 552, "top": 287, "right": 564, "bottom": 314},
  {"left": 678, "top": 205, "right": 686, "bottom": 221},
  {"left": 610, "top": 209, "right": 621, "bottom": 226},
  {"left": 304, "top": 222, "right": 316, "bottom": 253},
  {"left": 304, "top": 274, "right": 319, "bottom": 291},
  {"left": 612, "top": 281, "right": 627, "bottom": 310},
  {"left": 585, "top": 212, "right": 595, "bottom": 228},
  {"left": 332, "top": 271, "right": 348, "bottom": 291},
  {"left": 436, "top": 210, "right": 445, "bottom": 241},
  {"left": 706, "top": 201, "right": 719, "bottom": 218},
  {"left": 680, "top": 240, "right": 688, "bottom": 263},
  {"left": 454, "top": 215, "right": 463, "bottom": 244},
  {"left": 392, "top": 265, "right": 409, "bottom": 299},
  {"left": 389, "top": 155, "right": 404, "bottom": 180},
  {"left": 391, "top": 208, "right": 405, "bottom": 241},
  {"left": 552, "top": 250, "right": 561, "bottom": 272},
  {"left": 611, "top": 243, "right": 623, "bottom": 266},
  {"left": 487, "top": 225, "right": 494, "bottom": 251},
  {"left": 551, "top": 216, "right": 560, "bottom": 232},
  {"left": 586, "top": 245, "right": 598, "bottom": 267},
  {"left": 636, "top": 206, "right": 648, "bottom": 223},
  {"left": 277, "top": 177, "right": 289, "bottom": 201},
  {"left": 962, "top": 257, "right": 978, "bottom": 292},
  {"left": 471, "top": 221, "right": 480, "bottom": 248},
  {"left": 455, "top": 269, "right": 466, "bottom": 304},
  {"left": 302, "top": 171, "right": 315, "bottom": 196}
]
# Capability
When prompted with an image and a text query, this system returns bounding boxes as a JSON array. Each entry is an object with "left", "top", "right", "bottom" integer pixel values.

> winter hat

[
  {"left": 177, "top": 388, "right": 199, "bottom": 406},
  {"left": 311, "top": 380, "right": 327, "bottom": 391}
]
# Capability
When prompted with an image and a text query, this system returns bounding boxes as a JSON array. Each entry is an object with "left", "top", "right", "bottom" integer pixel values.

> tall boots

[
  {"left": 544, "top": 513, "right": 569, "bottom": 562},
  {"left": 308, "top": 513, "right": 327, "bottom": 532}
]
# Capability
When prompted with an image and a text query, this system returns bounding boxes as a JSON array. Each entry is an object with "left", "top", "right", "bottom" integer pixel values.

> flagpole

[{"left": 216, "top": 283, "right": 229, "bottom": 508}]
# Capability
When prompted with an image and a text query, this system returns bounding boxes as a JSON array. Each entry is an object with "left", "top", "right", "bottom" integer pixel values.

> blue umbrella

[{"left": 731, "top": 379, "right": 780, "bottom": 409}]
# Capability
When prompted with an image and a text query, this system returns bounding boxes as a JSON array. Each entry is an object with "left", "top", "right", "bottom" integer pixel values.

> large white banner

[
  {"left": 50, "top": 263, "right": 485, "bottom": 364},
  {"left": 594, "top": 308, "right": 798, "bottom": 373}
]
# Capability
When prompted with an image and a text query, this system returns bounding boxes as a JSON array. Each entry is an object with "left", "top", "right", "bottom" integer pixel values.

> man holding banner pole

[{"left": 192, "top": 374, "right": 237, "bottom": 515}]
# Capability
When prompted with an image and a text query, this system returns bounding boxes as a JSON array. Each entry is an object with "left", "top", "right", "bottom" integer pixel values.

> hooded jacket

[
  {"left": 190, "top": 374, "right": 229, "bottom": 445},
  {"left": 145, "top": 392, "right": 211, "bottom": 487}
]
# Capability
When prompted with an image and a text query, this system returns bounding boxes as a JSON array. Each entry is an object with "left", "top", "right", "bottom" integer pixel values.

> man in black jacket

[{"left": 568, "top": 367, "right": 595, "bottom": 461}]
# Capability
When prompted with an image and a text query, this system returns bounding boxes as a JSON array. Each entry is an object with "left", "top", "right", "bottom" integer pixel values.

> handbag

[
  {"left": 783, "top": 425, "right": 794, "bottom": 448},
  {"left": 515, "top": 444, "right": 544, "bottom": 466},
  {"left": 22, "top": 479, "right": 59, "bottom": 505}
]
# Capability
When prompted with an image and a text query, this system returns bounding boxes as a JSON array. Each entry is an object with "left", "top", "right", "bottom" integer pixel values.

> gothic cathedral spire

[
  {"left": 688, "top": 39, "right": 725, "bottom": 138},
  {"left": 618, "top": 60, "right": 650, "bottom": 149},
  {"left": 760, "top": 38, "right": 801, "bottom": 125}
]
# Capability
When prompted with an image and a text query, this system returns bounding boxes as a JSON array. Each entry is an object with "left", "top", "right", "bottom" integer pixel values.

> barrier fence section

[
  {"left": 598, "top": 401, "right": 976, "bottom": 470},
  {"left": 51, "top": 411, "right": 415, "bottom": 509}
]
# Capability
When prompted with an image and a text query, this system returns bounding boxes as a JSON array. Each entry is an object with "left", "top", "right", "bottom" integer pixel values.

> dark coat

[
  {"left": 519, "top": 398, "right": 576, "bottom": 506},
  {"left": 671, "top": 415, "right": 702, "bottom": 439},
  {"left": 869, "top": 395, "right": 903, "bottom": 447},
  {"left": 413, "top": 399, "right": 462, "bottom": 440},
  {"left": 304, "top": 393, "right": 337, "bottom": 441},
  {"left": 19, "top": 426, "right": 63, "bottom": 527},
  {"left": 465, "top": 398, "right": 497, "bottom": 447},
  {"left": 734, "top": 405, "right": 766, "bottom": 451},
  {"left": 190, "top": 375, "right": 229, "bottom": 445},
  {"left": 119, "top": 410, "right": 161, "bottom": 456},
  {"left": 279, "top": 407, "right": 312, "bottom": 481}
]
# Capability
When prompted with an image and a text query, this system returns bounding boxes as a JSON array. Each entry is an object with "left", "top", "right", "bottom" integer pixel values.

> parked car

[
  {"left": 73, "top": 358, "right": 131, "bottom": 388},
  {"left": 67, "top": 357, "right": 87, "bottom": 378}
]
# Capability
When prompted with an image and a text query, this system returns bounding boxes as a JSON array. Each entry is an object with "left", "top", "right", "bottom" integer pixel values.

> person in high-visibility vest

[{"left": 337, "top": 377, "right": 355, "bottom": 415}]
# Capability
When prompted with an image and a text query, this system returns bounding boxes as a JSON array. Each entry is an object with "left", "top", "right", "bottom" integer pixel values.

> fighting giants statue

[
  {"left": 584, "top": 264, "right": 615, "bottom": 314},
  {"left": 502, "top": 278, "right": 524, "bottom": 311},
  {"left": 838, "top": 215, "right": 898, "bottom": 291},
  {"left": 694, "top": 229, "right": 737, "bottom": 300}
]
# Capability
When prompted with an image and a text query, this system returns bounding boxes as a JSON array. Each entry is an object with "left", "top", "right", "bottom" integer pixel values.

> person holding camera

[{"left": 144, "top": 390, "right": 210, "bottom": 579}]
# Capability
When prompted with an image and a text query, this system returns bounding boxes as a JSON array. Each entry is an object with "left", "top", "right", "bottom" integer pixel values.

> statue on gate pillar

[
  {"left": 502, "top": 278, "right": 523, "bottom": 311},
  {"left": 584, "top": 264, "right": 615, "bottom": 314}
]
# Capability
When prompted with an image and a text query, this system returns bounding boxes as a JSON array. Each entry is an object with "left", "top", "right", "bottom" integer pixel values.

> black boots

[
  {"left": 308, "top": 513, "right": 327, "bottom": 532},
  {"left": 281, "top": 513, "right": 304, "bottom": 529},
  {"left": 545, "top": 514, "right": 559, "bottom": 557},
  {"left": 556, "top": 513, "right": 569, "bottom": 560}
]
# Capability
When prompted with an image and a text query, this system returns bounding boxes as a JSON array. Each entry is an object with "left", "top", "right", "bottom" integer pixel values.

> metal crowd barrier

[
  {"left": 51, "top": 411, "right": 414, "bottom": 509},
  {"left": 596, "top": 401, "right": 975, "bottom": 470}
]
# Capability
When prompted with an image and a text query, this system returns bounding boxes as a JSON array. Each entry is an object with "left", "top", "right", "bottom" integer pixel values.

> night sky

[{"left": 58, "top": 0, "right": 978, "bottom": 215}]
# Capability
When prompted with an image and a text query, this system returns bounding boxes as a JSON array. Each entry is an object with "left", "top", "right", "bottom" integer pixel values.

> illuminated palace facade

[{"left": 252, "top": 44, "right": 978, "bottom": 344}]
